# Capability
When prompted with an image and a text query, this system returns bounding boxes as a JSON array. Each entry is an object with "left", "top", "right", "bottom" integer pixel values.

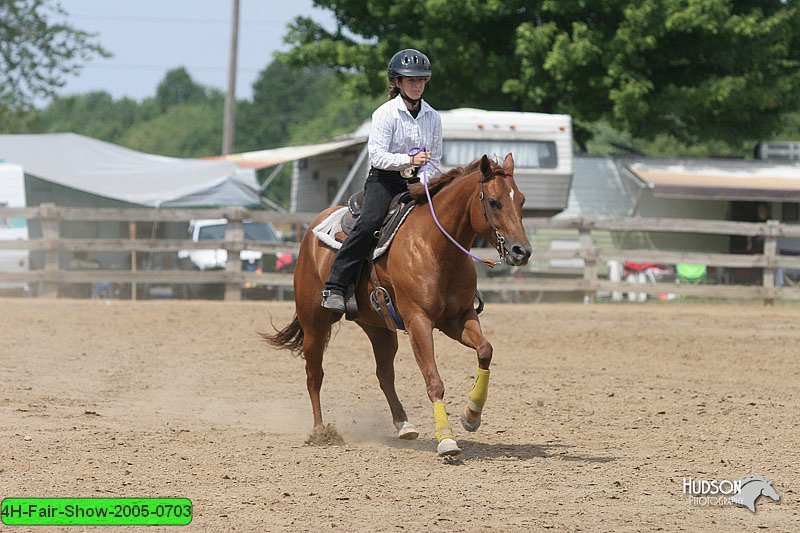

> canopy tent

[
  {"left": 0, "top": 133, "right": 261, "bottom": 207},
  {"left": 625, "top": 159, "right": 800, "bottom": 202},
  {"left": 212, "top": 137, "right": 367, "bottom": 170}
]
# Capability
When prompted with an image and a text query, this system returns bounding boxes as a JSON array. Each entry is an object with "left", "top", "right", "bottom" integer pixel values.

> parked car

[{"left": 177, "top": 219, "right": 295, "bottom": 299}]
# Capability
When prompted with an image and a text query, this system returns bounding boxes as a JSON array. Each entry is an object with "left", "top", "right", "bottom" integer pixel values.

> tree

[
  {"left": 508, "top": 0, "right": 800, "bottom": 147},
  {"left": 281, "top": 0, "right": 800, "bottom": 152},
  {"left": 280, "top": 0, "right": 527, "bottom": 111},
  {"left": 31, "top": 91, "right": 159, "bottom": 142},
  {"left": 120, "top": 97, "right": 225, "bottom": 158},
  {"left": 0, "top": 0, "right": 110, "bottom": 115},
  {"left": 155, "top": 67, "right": 210, "bottom": 112},
  {"left": 237, "top": 61, "right": 376, "bottom": 151}
]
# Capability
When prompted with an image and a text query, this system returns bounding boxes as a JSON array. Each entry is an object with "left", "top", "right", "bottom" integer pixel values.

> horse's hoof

[
  {"left": 437, "top": 438, "right": 462, "bottom": 456},
  {"left": 396, "top": 421, "right": 419, "bottom": 440},
  {"left": 461, "top": 413, "right": 481, "bottom": 432}
]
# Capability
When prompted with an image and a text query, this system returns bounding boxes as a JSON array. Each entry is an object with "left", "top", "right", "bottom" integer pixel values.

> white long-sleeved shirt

[{"left": 367, "top": 94, "right": 442, "bottom": 172}]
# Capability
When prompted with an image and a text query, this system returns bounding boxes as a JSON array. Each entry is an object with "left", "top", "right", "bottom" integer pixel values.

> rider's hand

[{"left": 411, "top": 151, "right": 431, "bottom": 165}]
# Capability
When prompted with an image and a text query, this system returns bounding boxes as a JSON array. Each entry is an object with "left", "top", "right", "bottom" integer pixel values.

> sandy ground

[{"left": 1, "top": 298, "right": 799, "bottom": 532}]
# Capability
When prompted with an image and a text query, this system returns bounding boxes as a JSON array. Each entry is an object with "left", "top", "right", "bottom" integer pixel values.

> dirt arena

[{"left": 1, "top": 298, "right": 799, "bottom": 531}]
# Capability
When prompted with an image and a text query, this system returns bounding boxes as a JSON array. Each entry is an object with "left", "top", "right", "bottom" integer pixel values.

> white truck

[
  {"left": 0, "top": 163, "right": 30, "bottom": 295},
  {"left": 177, "top": 218, "right": 292, "bottom": 299}
]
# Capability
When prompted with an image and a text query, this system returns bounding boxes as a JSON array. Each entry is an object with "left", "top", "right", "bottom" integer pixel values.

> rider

[{"left": 321, "top": 48, "right": 443, "bottom": 313}]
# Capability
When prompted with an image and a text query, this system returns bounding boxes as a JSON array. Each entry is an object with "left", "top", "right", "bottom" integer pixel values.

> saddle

[
  {"left": 338, "top": 191, "right": 416, "bottom": 329},
  {"left": 338, "top": 190, "right": 415, "bottom": 246}
]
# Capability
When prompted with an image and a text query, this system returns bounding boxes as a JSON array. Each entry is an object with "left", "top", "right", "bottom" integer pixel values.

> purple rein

[{"left": 408, "top": 147, "right": 501, "bottom": 268}]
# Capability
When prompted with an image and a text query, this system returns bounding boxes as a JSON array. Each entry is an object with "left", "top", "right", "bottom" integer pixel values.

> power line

[
  {"left": 68, "top": 14, "right": 292, "bottom": 25},
  {"left": 79, "top": 63, "right": 263, "bottom": 73}
]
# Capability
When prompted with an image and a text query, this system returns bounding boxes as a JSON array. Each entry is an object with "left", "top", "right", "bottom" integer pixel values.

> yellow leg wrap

[
  {"left": 433, "top": 401, "right": 454, "bottom": 442},
  {"left": 467, "top": 367, "right": 490, "bottom": 414}
]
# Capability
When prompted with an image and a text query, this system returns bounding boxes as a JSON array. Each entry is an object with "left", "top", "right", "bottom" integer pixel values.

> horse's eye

[{"left": 488, "top": 198, "right": 501, "bottom": 209}]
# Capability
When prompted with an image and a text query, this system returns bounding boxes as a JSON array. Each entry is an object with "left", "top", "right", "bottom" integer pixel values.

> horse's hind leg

[
  {"left": 302, "top": 329, "right": 327, "bottom": 428},
  {"left": 441, "top": 309, "right": 493, "bottom": 433},
  {"left": 358, "top": 323, "right": 418, "bottom": 440},
  {"left": 297, "top": 306, "right": 335, "bottom": 428}
]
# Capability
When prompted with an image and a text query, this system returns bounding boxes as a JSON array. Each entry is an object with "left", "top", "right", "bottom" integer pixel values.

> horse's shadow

[
  {"left": 460, "top": 439, "right": 617, "bottom": 463},
  {"left": 385, "top": 437, "right": 617, "bottom": 464}
]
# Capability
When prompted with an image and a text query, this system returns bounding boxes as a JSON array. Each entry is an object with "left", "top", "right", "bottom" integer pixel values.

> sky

[{"left": 52, "top": 0, "right": 337, "bottom": 103}]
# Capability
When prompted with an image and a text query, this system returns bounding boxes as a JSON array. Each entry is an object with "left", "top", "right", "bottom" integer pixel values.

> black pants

[{"left": 326, "top": 169, "right": 408, "bottom": 293}]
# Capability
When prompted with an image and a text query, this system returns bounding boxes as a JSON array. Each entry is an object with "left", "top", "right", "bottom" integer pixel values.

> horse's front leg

[
  {"left": 405, "top": 315, "right": 462, "bottom": 456},
  {"left": 441, "top": 308, "right": 493, "bottom": 433}
]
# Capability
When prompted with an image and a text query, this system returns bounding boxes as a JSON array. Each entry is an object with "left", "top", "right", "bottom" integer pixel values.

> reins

[{"left": 409, "top": 148, "right": 506, "bottom": 267}]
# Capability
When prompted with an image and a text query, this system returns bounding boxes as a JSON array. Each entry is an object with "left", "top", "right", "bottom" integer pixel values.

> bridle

[
  {"left": 410, "top": 148, "right": 509, "bottom": 267},
  {"left": 478, "top": 176, "right": 510, "bottom": 263}
]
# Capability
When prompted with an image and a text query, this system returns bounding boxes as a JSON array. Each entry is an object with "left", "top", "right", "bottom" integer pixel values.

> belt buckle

[{"left": 401, "top": 167, "right": 416, "bottom": 179}]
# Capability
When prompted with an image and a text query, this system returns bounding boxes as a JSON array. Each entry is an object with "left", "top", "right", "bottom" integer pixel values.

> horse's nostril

[
  {"left": 508, "top": 245, "right": 530, "bottom": 266},
  {"left": 512, "top": 245, "right": 530, "bottom": 259}
]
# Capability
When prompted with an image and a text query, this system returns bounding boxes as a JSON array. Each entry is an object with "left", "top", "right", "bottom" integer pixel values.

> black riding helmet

[{"left": 387, "top": 49, "right": 432, "bottom": 79}]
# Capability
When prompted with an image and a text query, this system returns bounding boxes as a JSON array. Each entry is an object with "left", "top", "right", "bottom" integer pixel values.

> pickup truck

[{"left": 177, "top": 218, "right": 294, "bottom": 299}]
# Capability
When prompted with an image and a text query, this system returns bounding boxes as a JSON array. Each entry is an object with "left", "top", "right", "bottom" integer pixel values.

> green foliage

[
  {"left": 119, "top": 99, "right": 224, "bottom": 158},
  {"left": 286, "top": 91, "right": 381, "bottom": 145},
  {"left": 155, "top": 67, "right": 213, "bottom": 112},
  {"left": 22, "top": 67, "right": 224, "bottom": 157},
  {"left": 281, "top": 0, "right": 800, "bottom": 153},
  {"left": 582, "top": 118, "right": 750, "bottom": 158},
  {"left": 236, "top": 61, "right": 376, "bottom": 151},
  {"left": 280, "top": 0, "right": 528, "bottom": 111},
  {"left": 510, "top": 0, "right": 800, "bottom": 146},
  {"left": 31, "top": 91, "right": 158, "bottom": 142},
  {"left": 0, "top": 0, "right": 110, "bottom": 115}
]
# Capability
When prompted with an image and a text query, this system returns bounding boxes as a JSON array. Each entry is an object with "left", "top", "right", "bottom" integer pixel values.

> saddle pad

[{"left": 311, "top": 205, "right": 414, "bottom": 261}]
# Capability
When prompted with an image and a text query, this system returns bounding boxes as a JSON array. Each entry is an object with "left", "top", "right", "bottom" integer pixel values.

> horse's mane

[{"left": 407, "top": 159, "right": 484, "bottom": 203}]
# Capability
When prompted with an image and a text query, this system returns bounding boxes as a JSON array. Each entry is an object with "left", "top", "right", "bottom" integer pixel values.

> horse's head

[{"left": 475, "top": 153, "right": 532, "bottom": 266}]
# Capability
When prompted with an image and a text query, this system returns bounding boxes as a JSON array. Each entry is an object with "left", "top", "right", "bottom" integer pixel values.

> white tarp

[
  {"left": 214, "top": 137, "right": 367, "bottom": 169},
  {"left": 0, "top": 133, "right": 262, "bottom": 207}
]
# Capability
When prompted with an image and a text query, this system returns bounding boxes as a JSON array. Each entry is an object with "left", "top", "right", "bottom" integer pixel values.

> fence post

[
  {"left": 129, "top": 221, "right": 138, "bottom": 300},
  {"left": 223, "top": 208, "right": 245, "bottom": 301},
  {"left": 762, "top": 220, "right": 779, "bottom": 305},
  {"left": 578, "top": 221, "right": 598, "bottom": 303},
  {"left": 39, "top": 203, "right": 60, "bottom": 298}
]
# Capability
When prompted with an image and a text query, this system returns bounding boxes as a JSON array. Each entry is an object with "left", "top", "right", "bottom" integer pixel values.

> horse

[
  {"left": 264, "top": 153, "right": 531, "bottom": 456},
  {"left": 730, "top": 475, "right": 780, "bottom": 513}
]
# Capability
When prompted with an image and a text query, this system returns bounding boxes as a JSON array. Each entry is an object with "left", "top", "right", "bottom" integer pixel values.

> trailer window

[{"left": 442, "top": 140, "right": 557, "bottom": 169}]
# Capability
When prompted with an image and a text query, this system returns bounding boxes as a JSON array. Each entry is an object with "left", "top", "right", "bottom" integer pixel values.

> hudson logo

[{"left": 682, "top": 475, "right": 780, "bottom": 512}]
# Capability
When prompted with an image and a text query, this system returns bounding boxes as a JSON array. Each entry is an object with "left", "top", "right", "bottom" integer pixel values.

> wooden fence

[{"left": 2, "top": 203, "right": 800, "bottom": 303}]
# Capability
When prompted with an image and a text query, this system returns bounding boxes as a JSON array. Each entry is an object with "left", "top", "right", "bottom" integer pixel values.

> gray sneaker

[{"left": 321, "top": 290, "right": 346, "bottom": 313}]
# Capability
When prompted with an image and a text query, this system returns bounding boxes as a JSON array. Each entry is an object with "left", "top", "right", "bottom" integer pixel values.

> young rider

[{"left": 322, "top": 48, "right": 443, "bottom": 313}]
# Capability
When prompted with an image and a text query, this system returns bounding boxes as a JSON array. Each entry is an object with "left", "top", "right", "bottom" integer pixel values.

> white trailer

[
  {"left": 0, "top": 162, "right": 30, "bottom": 293},
  {"left": 435, "top": 108, "right": 573, "bottom": 217}
]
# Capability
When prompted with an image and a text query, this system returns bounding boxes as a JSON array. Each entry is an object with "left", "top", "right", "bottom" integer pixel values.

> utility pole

[{"left": 222, "top": 0, "right": 240, "bottom": 155}]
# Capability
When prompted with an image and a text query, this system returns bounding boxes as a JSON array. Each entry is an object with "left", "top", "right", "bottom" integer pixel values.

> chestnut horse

[{"left": 264, "top": 153, "right": 531, "bottom": 456}]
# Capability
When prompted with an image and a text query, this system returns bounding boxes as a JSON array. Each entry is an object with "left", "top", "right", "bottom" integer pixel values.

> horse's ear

[
  {"left": 480, "top": 154, "right": 493, "bottom": 180},
  {"left": 503, "top": 153, "right": 514, "bottom": 174}
]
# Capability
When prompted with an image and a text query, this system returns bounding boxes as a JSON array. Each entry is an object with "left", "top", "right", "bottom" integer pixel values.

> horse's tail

[{"left": 262, "top": 314, "right": 305, "bottom": 356}]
